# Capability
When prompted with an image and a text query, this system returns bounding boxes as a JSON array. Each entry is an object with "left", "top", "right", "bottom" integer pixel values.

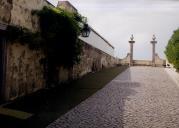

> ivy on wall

[
  {"left": 7, "top": 6, "right": 87, "bottom": 86},
  {"left": 165, "top": 29, "right": 179, "bottom": 70},
  {"left": 34, "top": 6, "right": 83, "bottom": 67},
  {"left": 7, "top": 25, "right": 42, "bottom": 50}
]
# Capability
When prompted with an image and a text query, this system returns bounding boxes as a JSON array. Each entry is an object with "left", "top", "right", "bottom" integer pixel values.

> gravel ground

[{"left": 47, "top": 66, "right": 179, "bottom": 128}]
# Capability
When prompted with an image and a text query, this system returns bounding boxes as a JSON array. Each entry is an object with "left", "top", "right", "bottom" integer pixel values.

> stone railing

[{"left": 119, "top": 53, "right": 166, "bottom": 67}]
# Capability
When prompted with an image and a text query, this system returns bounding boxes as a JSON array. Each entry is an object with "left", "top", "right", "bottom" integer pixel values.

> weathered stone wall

[
  {"left": 0, "top": 0, "right": 119, "bottom": 101},
  {"left": 10, "top": 0, "right": 52, "bottom": 31},
  {"left": 0, "top": 0, "right": 52, "bottom": 30},
  {"left": 72, "top": 41, "right": 119, "bottom": 79},
  {"left": 4, "top": 41, "right": 119, "bottom": 100},
  {"left": 0, "top": 0, "right": 12, "bottom": 24},
  {"left": 5, "top": 43, "right": 45, "bottom": 100},
  {"left": 57, "top": 41, "right": 119, "bottom": 83},
  {"left": 0, "top": 0, "right": 54, "bottom": 100}
]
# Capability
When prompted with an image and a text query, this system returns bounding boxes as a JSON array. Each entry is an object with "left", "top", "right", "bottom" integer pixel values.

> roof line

[
  {"left": 45, "top": 0, "right": 55, "bottom": 7},
  {"left": 90, "top": 27, "right": 114, "bottom": 49}
]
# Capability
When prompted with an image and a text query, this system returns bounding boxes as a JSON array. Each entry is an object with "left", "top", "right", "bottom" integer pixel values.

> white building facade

[
  {"left": 79, "top": 29, "right": 114, "bottom": 57},
  {"left": 57, "top": 1, "right": 115, "bottom": 57}
]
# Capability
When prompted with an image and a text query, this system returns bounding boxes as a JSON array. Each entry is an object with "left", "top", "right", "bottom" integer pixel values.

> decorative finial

[
  {"left": 130, "top": 34, "right": 134, "bottom": 41},
  {"left": 152, "top": 34, "right": 156, "bottom": 41}
]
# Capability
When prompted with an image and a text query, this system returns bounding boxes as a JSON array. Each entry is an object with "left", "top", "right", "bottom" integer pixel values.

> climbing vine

[
  {"left": 33, "top": 6, "right": 84, "bottom": 67},
  {"left": 7, "top": 6, "right": 87, "bottom": 85},
  {"left": 7, "top": 25, "right": 42, "bottom": 50}
]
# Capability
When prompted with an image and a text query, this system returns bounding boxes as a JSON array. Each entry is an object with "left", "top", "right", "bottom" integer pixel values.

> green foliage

[
  {"left": 7, "top": 25, "right": 42, "bottom": 50},
  {"left": 34, "top": 6, "right": 83, "bottom": 67},
  {"left": 165, "top": 29, "right": 179, "bottom": 70},
  {"left": 8, "top": 6, "right": 84, "bottom": 68},
  {"left": 8, "top": 6, "right": 86, "bottom": 86}
]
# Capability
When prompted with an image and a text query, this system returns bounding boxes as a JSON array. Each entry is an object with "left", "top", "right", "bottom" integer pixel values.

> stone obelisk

[
  {"left": 151, "top": 35, "right": 157, "bottom": 67},
  {"left": 129, "top": 35, "right": 135, "bottom": 66}
]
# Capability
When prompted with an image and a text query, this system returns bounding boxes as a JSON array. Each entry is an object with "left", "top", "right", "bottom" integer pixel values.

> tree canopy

[{"left": 165, "top": 29, "right": 179, "bottom": 70}]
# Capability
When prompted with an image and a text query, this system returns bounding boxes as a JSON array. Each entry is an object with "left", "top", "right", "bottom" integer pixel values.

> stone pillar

[
  {"left": 150, "top": 35, "right": 157, "bottom": 67},
  {"left": 129, "top": 35, "right": 135, "bottom": 66}
]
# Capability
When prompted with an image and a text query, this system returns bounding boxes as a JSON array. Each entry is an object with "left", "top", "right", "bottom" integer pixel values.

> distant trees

[{"left": 165, "top": 29, "right": 179, "bottom": 70}]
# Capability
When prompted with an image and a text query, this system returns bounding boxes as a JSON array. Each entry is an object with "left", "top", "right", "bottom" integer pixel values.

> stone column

[
  {"left": 129, "top": 35, "right": 135, "bottom": 66},
  {"left": 150, "top": 35, "right": 157, "bottom": 67}
]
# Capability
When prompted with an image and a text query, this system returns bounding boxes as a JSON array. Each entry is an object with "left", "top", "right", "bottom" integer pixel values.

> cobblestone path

[{"left": 47, "top": 67, "right": 179, "bottom": 128}]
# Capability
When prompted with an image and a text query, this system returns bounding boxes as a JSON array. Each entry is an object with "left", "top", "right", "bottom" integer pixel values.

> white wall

[{"left": 79, "top": 30, "right": 114, "bottom": 56}]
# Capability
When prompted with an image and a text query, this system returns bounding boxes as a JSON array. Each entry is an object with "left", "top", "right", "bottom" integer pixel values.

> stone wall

[
  {"left": 0, "top": 0, "right": 53, "bottom": 100},
  {"left": 5, "top": 43, "right": 45, "bottom": 100},
  {"left": 4, "top": 41, "right": 119, "bottom": 100},
  {"left": 0, "top": 0, "right": 53, "bottom": 30},
  {"left": 0, "top": 0, "right": 12, "bottom": 24},
  {"left": 72, "top": 41, "right": 119, "bottom": 79},
  {"left": 120, "top": 53, "right": 166, "bottom": 67},
  {"left": 133, "top": 60, "right": 152, "bottom": 66},
  {"left": 54, "top": 41, "right": 119, "bottom": 83},
  {"left": 10, "top": 0, "right": 52, "bottom": 31},
  {"left": 0, "top": 0, "right": 119, "bottom": 101}
]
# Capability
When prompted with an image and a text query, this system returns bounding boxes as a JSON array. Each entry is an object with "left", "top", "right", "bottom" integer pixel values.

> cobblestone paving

[{"left": 47, "top": 67, "right": 179, "bottom": 128}]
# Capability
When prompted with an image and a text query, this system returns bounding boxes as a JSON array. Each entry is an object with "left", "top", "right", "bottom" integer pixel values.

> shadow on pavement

[
  {"left": 47, "top": 67, "right": 140, "bottom": 128},
  {"left": 0, "top": 66, "right": 128, "bottom": 128}
]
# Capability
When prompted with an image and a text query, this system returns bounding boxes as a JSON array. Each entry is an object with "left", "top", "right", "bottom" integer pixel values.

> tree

[{"left": 165, "top": 29, "right": 179, "bottom": 70}]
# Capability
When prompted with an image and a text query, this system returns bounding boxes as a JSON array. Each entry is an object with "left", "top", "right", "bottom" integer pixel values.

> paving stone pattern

[{"left": 47, "top": 67, "right": 179, "bottom": 128}]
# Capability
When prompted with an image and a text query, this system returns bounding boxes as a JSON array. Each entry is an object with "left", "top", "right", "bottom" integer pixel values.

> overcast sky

[{"left": 48, "top": 0, "right": 179, "bottom": 59}]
